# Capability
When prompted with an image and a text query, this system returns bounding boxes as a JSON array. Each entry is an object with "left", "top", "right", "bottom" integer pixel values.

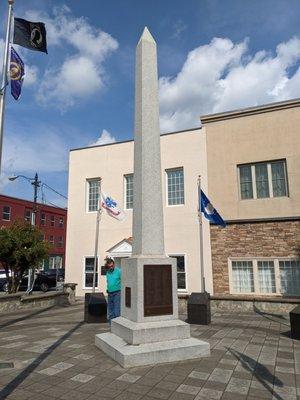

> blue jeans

[{"left": 107, "top": 291, "right": 121, "bottom": 323}]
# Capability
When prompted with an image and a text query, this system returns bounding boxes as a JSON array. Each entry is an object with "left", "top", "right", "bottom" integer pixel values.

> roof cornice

[{"left": 201, "top": 98, "right": 300, "bottom": 124}]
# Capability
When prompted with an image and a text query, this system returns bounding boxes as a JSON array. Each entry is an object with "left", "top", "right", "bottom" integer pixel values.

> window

[
  {"left": 40, "top": 234, "right": 45, "bottom": 241},
  {"left": 125, "top": 174, "right": 133, "bottom": 209},
  {"left": 57, "top": 236, "right": 63, "bottom": 248},
  {"left": 230, "top": 258, "right": 300, "bottom": 296},
  {"left": 238, "top": 160, "right": 288, "bottom": 200},
  {"left": 231, "top": 261, "right": 254, "bottom": 293},
  {"left": 166, "top": 168, "right": 184, "bottom": 205},
  {"left": 25, "top": 209, "right": 31, "bottom": 222},
  {"left": 50, "top": 215, "right": 55, "bottom": 227},
  {"left": 258, "top": 261, "right": 276, "bottom": 293},
  {"left": 84, "top": 257, "right": 98, "bottom": 288},
  {"left": 59, "top": 217, "right": 64, "bottom": 228},
  {"left": 49, "top": 235, "right": 54, "bottom": 245},
  {"left": 2, "top": 206, "right": 10, "bottom": 221},
  {"left": 279, "top": 260, "right": 300, "bottom": 296},
  {"left": 49, "top": 256, "right": 62, "bottom": 269},
  {"left": 40, "top": 213, "right": 46, "bottom": 226},
  {"left": 169, "top": 255, "right": 186, "bottom": 290},
  {"left": 87, "top": 179, "right": 100, "bottom": 212}
]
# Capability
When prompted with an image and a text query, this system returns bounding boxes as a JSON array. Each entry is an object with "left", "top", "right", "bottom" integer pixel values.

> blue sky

[{"left": 0, "top": 0, "right": 300, "bottom": 207}]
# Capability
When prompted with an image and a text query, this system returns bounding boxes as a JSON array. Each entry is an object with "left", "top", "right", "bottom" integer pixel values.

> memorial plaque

[
  {"left": 144, "top": 264, "right": 173, "bottom": 317},
  {"left": 125, "top": 287, "right": 131, "bottom": 308}
]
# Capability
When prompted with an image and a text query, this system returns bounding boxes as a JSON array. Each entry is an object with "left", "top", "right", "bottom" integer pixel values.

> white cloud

[
  {"left": 89, "top": 129, "right": 116, "bottom": 146},
  {"left": 159, "top": 36, "right": 300, "bottom": 132},
  {"left": 26, "top": 6, "right": 118, "bottom": 109}
]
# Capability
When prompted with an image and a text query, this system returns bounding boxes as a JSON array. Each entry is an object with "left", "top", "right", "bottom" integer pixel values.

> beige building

[
  {"left": 203, "top": 99, "right": 300, "bottom": 296},
  {"left": 65, "top": 128, "right": 213, "bottom": 297},
  {"left": 66, "top": 98, "right": 300, "bottom": 298}
]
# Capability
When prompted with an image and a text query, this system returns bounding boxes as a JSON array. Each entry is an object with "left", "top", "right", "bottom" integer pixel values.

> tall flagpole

[
  {"left": 0, "top": 0, "right": 14, "bottom": 176},
  {"left": 198, "top": 175, "right": 205, "bottom": 292},
  {"left": 92, "top": 178, "right": 102, "bottom": 293}
]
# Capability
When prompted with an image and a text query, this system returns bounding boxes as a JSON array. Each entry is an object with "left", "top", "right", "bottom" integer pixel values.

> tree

[{"left": 0, "top": 221, "right": 50, "bottom": 293}]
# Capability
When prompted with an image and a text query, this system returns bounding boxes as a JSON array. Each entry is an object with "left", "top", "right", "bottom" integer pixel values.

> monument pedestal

[{"left": 95, "top": 256, "right": 210, "bottom": 367}]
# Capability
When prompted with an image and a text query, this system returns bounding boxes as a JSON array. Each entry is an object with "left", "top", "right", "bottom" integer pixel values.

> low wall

[
  {"left": 0, "top": 283, "right": 77, "bottom": 313},
  {"left": 178, "top": 294, "right": 300, "bottom": 314}
]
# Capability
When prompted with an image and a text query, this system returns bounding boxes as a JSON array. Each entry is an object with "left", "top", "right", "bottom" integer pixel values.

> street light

[{"left": 8, "top": 172, "right": 41, "bottom": 292}]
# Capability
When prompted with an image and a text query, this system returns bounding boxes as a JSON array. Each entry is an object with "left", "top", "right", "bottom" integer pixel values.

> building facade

[
  {"left": 203, "top": 99, "right": 300, "bottom": 297},
  {"left": 65, "top": 98, "right": 300, "bottom": 298},
  {"left": 0, "top": 195, "right": 67, "bottom": 269},
  {"left": 65, "top": 128, "right": 213, "bottom": 297}
]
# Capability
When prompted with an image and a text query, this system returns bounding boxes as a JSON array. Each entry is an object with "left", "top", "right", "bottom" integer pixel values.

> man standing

[{"left": 105, "top": 257, "right": 121, "bottom": 323}]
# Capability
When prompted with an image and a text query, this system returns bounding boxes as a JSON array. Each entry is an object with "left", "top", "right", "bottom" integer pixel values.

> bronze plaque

[
  {"left": 144, "top": 264, "right": 173, "bottom": 317},
  {"left": 125, "top": 287, "right": 131, "bottom": 308}
]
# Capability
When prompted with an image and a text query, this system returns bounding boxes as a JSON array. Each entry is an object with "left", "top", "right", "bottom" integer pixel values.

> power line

[{"left": 41, "top": 183, "right": 68, "bottom": 200}]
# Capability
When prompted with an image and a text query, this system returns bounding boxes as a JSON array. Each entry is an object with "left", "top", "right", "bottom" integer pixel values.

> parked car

[
  {"left": 0, "top": 270, "right": 61, "bottom": 293},
  {"left": 39, "top": 268, "right": 65, "bottom": 282}
]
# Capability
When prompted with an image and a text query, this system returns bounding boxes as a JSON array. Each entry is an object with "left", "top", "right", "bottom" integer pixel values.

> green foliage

[{"left": 0, "top": 221, "right": 50, "bottom": 293}]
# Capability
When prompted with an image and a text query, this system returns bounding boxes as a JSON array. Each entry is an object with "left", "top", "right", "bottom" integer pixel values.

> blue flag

[
  {"left": 200, "top": 190, "right": 226, "bottom": 227},
  {"left": 10, "top": 46, "right": 25, "bottom": 100}
]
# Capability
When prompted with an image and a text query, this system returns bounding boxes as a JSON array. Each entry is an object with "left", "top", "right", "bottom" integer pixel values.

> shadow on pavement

[
  {"left": 253, "top": 303, "right": 290, "bottom": 327},
  {"left": 0, "top": 320, "right": 84, "bottom": 399},
  {"left": 227, "top": 347, "right": 284, "bottom": 400},
  {"left": 0, "top": 305, "right": 57, "bottom": 330}
]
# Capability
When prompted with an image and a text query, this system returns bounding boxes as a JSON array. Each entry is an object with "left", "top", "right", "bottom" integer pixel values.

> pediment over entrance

[{"left": 107, "top": 237, "right": 132, "bottom": 257}]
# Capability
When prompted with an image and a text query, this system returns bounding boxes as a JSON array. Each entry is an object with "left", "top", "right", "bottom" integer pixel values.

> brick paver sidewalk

[{"left": 0, "top": 302, "right": 299, "bottom": 400}]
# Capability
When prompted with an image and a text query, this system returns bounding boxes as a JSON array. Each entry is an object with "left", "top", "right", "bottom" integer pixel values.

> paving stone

[
  {"left": 68, "top": 344, "right": 85, "bottom": 349},
  {"left": 275, "top": 366, "right": 295, "bottom": 373},
  {"left": 208, "top": 368, "right": 233, "bottom": 383},
  {"left": 225, "top": 377, "right": 251, "bottom": 395},
  {"left": 176, "top": 384, "right": 201, "bottom": 395},
  {"left": 126, "top": 383, "right": 151, "bottom": 395},
  {"left": 145, "top": 387, "right": 173, "bottom": 399},
  {"left": 73, "top": 353, "right": 94, "bottom": 360},
  {"left": 70, "top": 373, "right": 95, "bottom": 383},
  {"left": 37, "top": 367, "right": 62, "bottom": 376},
  {"left": 188, "top": 371, "right": 209, "bottom": 380},
  {"left": 248, "top": 387, "right": 273, "bottom": 399},
  {"left": 117, "top": 373, "right": 141, "bottom": 383},
  {"left": 195, "top": 387, "right": 223, "bottom": 399},
  {"left": 60, "top": 388, "right": 91, "bottom": 400}
]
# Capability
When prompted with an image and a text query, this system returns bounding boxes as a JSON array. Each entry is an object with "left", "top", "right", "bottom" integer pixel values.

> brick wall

[{"left": 210, "top": 220, "right": 300, "bottom": 294}]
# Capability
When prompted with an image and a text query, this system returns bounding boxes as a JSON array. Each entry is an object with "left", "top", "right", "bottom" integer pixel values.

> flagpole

[
  {"left": 198, "top": 175, "right": 206, "bottom": 292},
  {"left": 92, "top": 178, "right": 102, "bottom": 293},
  {"left": 0, "top": 0, "right": 14, "bottom": 176}
]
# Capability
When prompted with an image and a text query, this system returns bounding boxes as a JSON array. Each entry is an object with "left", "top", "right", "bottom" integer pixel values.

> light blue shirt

[{"left": 106, "top": 267, "right": 121, "bottom": 293}]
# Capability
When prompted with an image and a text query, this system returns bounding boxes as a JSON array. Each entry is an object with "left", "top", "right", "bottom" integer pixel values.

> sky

[{"left": 0, "top": 0, "right": 300, "bottom": 207}]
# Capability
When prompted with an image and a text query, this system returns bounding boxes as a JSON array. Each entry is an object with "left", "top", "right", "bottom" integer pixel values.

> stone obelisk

[{"left": 95, "top": 27, "right": 210, "bottom": 367}]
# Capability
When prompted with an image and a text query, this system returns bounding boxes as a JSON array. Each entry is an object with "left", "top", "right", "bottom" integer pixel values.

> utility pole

[{"left": 28, "top": 172, "right": 40, "bottom": 292}]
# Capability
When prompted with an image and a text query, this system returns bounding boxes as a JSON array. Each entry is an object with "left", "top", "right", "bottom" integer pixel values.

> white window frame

[
  {"left": 24, "top": 209, "right": 31, "bottom": 222},
  {"left": 86, "top": 178, "right": 101, "bottom": 213},
  {"left": 50, "top": 215, "right": 55, "bottom": 227},
  {"left": 83, "top": 256, "right": 99, "bottom": 290},
  {"left": 49, "top": 235, "right": 54, "bottom": 245},
  {"left": 59, "top": 217, "right": 64, "bottom": 228},
  {"left": 165, "top": 167, "right": 185, "bottom": 207},
  {"left": 124, "top": 174, "right": 133, "bottom": 210},
  {"left": 40, "top": 213, "right": 46, "bottom": 226},
  {"left": 168, "top": 253, "right": 188, "bottom": 292},
  {"left": 238, "top": 160, "right": 288, "bottom": 200},
  {"left": 2, "top": 206, "right": 11, "bottom": 221},
  {"left": 228, "top": 257, "right": 300, "bottom": 295}
]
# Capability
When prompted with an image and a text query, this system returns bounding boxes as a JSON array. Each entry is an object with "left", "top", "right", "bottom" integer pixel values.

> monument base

[{"left": 95, "top": 331, "right": 210, "bottom": 368}]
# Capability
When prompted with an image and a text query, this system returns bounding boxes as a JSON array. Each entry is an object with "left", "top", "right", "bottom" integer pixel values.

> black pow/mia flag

[{"left": 13, "top": 18, "right": 48, "bottom": 54}]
